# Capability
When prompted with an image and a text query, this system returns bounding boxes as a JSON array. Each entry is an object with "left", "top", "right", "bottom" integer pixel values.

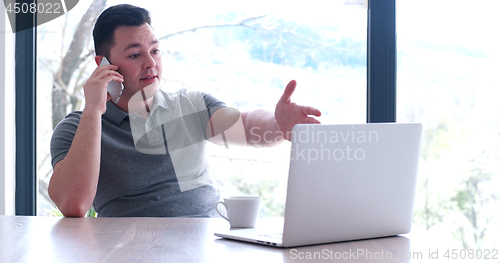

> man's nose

[{"left": 143, "top": 54, "right": 156, "bottom": 69}]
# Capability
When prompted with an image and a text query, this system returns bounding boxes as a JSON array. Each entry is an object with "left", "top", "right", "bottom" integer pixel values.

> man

[{"left": 49, "top": 4, "right": 321, "bottom": 217}]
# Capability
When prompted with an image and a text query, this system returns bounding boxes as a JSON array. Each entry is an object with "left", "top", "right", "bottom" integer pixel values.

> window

[
  {"left": 397, "top": 0, "right": 500, "bottom": 249},
  {"left": 0, "top": 2, "right": 16, "bottom": 216},
  {"left": 36, "top": 0, "right": 367, "bottom": 216}
]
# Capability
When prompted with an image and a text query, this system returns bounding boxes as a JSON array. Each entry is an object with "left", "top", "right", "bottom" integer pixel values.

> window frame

[
  {"left": 15, "top": 0, "right": 396, "bottom": 215},
  {"left": 15, "top": 0, "right": 37, "bottom": 215},
  {"left": 367, "top": 0, "right": 396, "bottom": 123}
]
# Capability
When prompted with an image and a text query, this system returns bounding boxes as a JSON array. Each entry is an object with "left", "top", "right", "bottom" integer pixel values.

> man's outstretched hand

[{"left": 275, "top": 80, "right": 321, "bottom": 141}]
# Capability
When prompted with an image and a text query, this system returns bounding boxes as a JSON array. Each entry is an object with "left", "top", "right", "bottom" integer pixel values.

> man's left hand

[{"left": 275, "top": 80, "right": 321, "bottom": 141}]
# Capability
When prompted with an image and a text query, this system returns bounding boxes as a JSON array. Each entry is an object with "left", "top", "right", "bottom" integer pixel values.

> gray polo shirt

[{"left": 50, "top": 88, "right": 225, "bottom": 217}]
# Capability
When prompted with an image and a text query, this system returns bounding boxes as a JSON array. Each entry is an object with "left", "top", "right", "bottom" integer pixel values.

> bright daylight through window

[
  {"left": 397, "top": 0, "right": 500, "bottom": 250},
  {"left": 37, "top": 0, "right": 367, "bottom": 217}
]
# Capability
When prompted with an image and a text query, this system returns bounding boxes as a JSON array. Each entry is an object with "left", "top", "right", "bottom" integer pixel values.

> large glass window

[
  {"left": 397, "top": 0, "right": 500, "bottom": 249},
  {"left": 37, "top": 0, "right": 367, "bottom": 216}
]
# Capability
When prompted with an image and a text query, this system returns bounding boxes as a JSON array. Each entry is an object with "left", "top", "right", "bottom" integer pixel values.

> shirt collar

[
  {"left": 152, "top": 89, "right": 169, "bottom": 110},
  {"left": 103, "top": 89, "right": 170, "bottom": 126},
  {"left": 103, "top": 101, "right": 129, "bottom": 126}
]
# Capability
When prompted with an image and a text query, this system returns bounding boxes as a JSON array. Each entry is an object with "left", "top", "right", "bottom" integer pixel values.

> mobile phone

[{"left": 99, "top": 57, "right": 124, "bottom": 104}]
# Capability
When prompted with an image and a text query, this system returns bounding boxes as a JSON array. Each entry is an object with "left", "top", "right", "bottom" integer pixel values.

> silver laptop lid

[{"left": 282, "top": 123, "right": 422, "bottom": 247}]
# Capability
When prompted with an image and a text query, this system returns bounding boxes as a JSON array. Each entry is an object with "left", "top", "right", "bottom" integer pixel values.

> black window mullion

[
  {"left": 367, "top": 0, "right": 397, "bottom": 123},
  {"left": 15, "top": 0, "right": 37, "bottom": 216}
]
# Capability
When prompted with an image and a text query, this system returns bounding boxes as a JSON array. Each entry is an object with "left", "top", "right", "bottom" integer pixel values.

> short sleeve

[
  {"left": 185, "top": 91, "right": 225, "bottom": 140},
  {"left": 50, "top": 112, "right": 82, "bottom": 168},
  {"left": 203, "top": 92, "right": 226, "bottom": 119}
]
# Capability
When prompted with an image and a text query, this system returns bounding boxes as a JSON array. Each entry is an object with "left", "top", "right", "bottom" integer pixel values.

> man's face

[{"left": 108, "top": 23, "right": 162, "bottom": 106}]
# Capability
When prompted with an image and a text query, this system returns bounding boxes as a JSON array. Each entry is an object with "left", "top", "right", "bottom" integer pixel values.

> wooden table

[{"left": 0, "top": 215, "right": 436, "bottom": 262}]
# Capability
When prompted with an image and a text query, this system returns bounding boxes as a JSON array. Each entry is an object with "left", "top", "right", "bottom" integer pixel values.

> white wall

[{"left": 1, "top": 3, "right": 16, "bottom": 216}]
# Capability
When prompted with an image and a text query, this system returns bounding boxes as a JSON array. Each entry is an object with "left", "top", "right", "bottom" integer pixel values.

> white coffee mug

[{"left": 215, "top": 196, "right": 261, "bottom": 228}]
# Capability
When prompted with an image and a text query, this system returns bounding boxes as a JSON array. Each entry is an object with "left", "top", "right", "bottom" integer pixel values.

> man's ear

[{"left": 95, "top": 56, "right": 104, "bottom": 66}]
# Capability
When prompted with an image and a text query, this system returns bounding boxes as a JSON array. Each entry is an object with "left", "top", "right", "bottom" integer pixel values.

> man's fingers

[
  {"left": 91, "top": 64, "right": 119, "bottom": 78},
  {"left": 279, "top": 80, "right": 297, "bottom": 103},
  {"left": 98, "top": 69, "right": 123, "bottom": 80},
  {"left": 304, "top": 117, "right": 321, "bottom": 124},
  {"left": 106, "top": 74, "right": 124, "bottom": 83},
  {"left": 301, "top": 106, "right": 321, "bottom": 117}
]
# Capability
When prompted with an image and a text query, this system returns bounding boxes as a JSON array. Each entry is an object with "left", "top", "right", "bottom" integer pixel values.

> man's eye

[{"left": 129, "top": 54, "right": 139, "bottom": 58}]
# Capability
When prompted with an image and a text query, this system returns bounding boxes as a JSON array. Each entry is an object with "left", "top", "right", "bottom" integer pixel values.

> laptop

[{"left": 214, "top": 123, "right": 423, "bottom": 247}]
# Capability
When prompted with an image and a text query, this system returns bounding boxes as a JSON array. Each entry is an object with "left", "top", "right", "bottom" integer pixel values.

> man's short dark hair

[{"left": 93, "top": 4, "right": 151, "bottom": 58}]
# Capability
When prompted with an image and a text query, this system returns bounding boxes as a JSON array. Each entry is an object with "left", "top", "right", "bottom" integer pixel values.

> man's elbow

[
  {"left": 64, "top": 211, "right": 88, "bottom": 218},
  {"left": 48, "top": 186, "right": 90, "bottom": 217},
  {"left": 55, "top": 202, "right": 90, "bottom": 217}
]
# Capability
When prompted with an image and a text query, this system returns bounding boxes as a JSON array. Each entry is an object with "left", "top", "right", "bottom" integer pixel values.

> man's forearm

[
  {"left": 48, "top": 109, "right": 103, "bottom": 217},
  {"left": 242, "top": 109, "right": 284, "bottom": 147}
]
